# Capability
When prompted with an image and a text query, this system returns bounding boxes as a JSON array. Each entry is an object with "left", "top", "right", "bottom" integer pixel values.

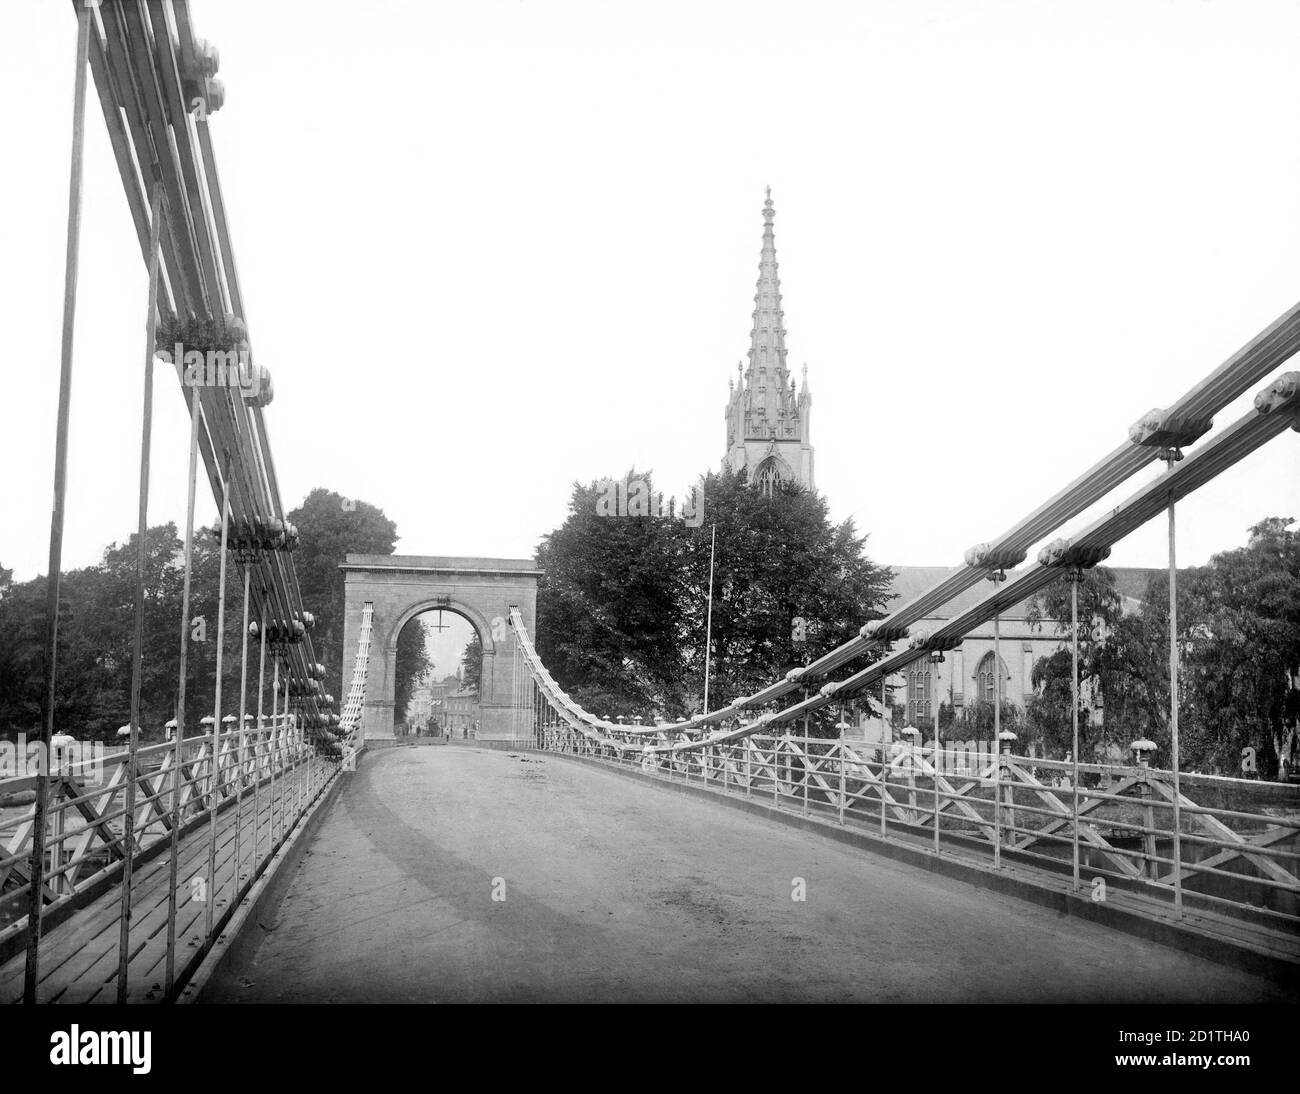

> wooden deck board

[{"left": 0, "top": 761, "right": 328, "bottom": 1003}]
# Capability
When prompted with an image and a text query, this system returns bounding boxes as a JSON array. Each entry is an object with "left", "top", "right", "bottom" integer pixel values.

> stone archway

[{"left": 340, "top": 555, "right": 541, "bottom": 747}]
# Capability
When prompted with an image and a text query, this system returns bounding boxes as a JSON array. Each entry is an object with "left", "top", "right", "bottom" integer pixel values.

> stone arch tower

[{"left": 340, "top": 555, "right": 541, "bottom": 747}]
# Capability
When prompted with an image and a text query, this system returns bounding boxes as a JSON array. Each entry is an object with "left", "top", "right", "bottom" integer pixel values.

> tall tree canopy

[
  {"left": 0, "top": 523, "right": 242, "bottom": 739},
  {"left": 460, "top": 631, "right": 483, "bottom": 697},
  {"left": 534, "top": 468, "right": 893, "bottom": 731},
  {"left": 287, "top": 488, "right": 398, "bottom": 703},
  {"left": 0, "top": 489, "right": 417, "bottom": 744},
  {"left": 394, "top": 620, "right": 432, "bottom": 726},
  {"left": 1026, "top": 517, "right": 1300, "bottom": 775}
]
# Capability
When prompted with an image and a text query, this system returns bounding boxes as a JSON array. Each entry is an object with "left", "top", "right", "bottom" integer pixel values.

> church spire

[
  {"left": 723, "top": 189, "right": 814, "bottom": 492},
  {"left": 747, "top": 187, "right": 789, "bottom": 389}
]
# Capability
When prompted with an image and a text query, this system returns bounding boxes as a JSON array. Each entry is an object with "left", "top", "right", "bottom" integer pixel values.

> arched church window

[
  {"left": 755, "top": 460, "right": 782, "bottom": 497},
  {"left": 908, "top": 664, "right": 931, "bottom": 724},
  {"left": 976, "top": 652, "right": 1005, "bottom": 704}
]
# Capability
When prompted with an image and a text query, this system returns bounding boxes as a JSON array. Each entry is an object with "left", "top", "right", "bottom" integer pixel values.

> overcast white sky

[{"left": 2, "top": 0, "right": 1297, "bottom": 588}]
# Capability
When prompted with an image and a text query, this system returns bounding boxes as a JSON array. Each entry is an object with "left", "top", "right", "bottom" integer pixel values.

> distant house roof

[
  {"left": 885, "top": 564, "right": 1170, "bottom": 622},
  {"left": 1110, "top": 568, "right": 1165, "bottom": 615},
  {"left": 885, "top": 566, "right": 1039, "bottom": 620}
]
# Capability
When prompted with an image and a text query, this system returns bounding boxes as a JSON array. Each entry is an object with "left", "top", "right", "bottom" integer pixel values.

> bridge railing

[
  {"left": 339, "top": 603, "right": 374, "bottom": 744},
  {"left": 537, "top": 727, "right": 1299, "bottom": 931},
  {"left": 0, "top": 719, "right": 337, "bottom": 960}
]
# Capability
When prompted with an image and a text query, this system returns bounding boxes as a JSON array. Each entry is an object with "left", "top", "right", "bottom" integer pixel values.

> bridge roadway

[{"left": 207, "top": 745, "right": 1292, "bottom": 1004}]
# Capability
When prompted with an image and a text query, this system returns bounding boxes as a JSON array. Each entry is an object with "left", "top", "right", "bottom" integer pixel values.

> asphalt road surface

[{"left": 205, "top": 746, "right": 1292, "bottom": 1003}]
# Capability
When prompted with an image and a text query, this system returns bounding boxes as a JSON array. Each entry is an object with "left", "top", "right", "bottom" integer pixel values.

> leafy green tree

[
  {"left": 536, "top": 470, "right": 689, "bottom": 720},
  {"left": 287, "top": 489, "right": 398, "bottom": 702},
  {"left": 0, "top": 523, "right": 239, "bottom": 742},
  {"left": 0, "top": 489, "right": 415, "bottom": 745},
  {"left": 0, "top": 572, "right": 46, "bottom": 735},
  {"left": 1160, "top": 517, "right": 1299, "bottom": 776},
  {"left": 460, "top": 631, "right": 483, "bottom": 697},
  {"left": 678, "top": 470, "right": 893, "bottom": 734},
  {"left": 955, "top": 699, "right": 1023, "bottom": 743},
  {"left": 1024, "top": 519, "right": 1300, "bottom": 775},
  {"left": 394, "top": 619, "right": 432, "bottom": 725},
  {"left": 533, "top": 467, "right": 893, "bottom": 732},
  {"left": 1025, "top": 566, "right": 1165, "bottom": 759}
]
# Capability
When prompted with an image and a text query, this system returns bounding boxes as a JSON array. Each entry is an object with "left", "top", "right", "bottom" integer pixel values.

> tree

[
  {"left": 955, "top": 699, "right": 1023, "bottom": 743},
  {"left": 1025, "top": 566, "right": 1163, "bottom": 759},
  {"left": 394, "top": 619, "right": 432, "bottom": 725},
  {"left": 536, "top": 470, "right": 690, "bottom": 720},
  {"left": 0, "top": 523, "right": 240, "bottom": 741},
  {"left": 1167, "top": 517, "right": 1299, "bottom": 776},
  {"left": 460, "top": 631, "right": 483, "bottom": 697},
  {"left": 533, "top": 466, "right": 894, "bottom": 732},
  {"left": 1023, "top": 519, "right": 1300, "bottom": 775},
  {"left": 0, "top": 488, "right": 415, "bottom": 745},
  {"left": 677, "top": 470, "right": 893, "bottom": 735},
  {"left": 287, "top": 489, "right": 398, "bottom": 704}
]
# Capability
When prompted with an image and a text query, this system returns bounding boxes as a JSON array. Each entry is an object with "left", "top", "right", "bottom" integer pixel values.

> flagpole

[{"left": 703, "top": 524, "right": 716, "bottom": 715}]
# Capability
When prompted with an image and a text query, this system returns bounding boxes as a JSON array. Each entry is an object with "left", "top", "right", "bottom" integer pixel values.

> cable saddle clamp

[
  {"left": 963, "top": 544, "right": 1028, "bottom": 574},
  {"left": 1036, "top": 538, "right": 1112, "bottom": 569},
  {"left": 1254, "top": 371, "right": 1300, "bottom": 428},
  {"left": 1128, "top": 408, "right": 1214, "bottom": 459}
]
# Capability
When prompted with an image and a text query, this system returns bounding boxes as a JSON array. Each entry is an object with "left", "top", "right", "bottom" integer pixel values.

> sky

[{"left": 2, "top": 0, "right": 1298, "bottom": 590}]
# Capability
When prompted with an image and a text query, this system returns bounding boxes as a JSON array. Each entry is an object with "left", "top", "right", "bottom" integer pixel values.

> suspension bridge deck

[
  {"left": 0, "top": 763, "right": 323, "bottom": 1004},
  {"left": 204, "top": 747, "right": 1293, "bottom": 1004}
]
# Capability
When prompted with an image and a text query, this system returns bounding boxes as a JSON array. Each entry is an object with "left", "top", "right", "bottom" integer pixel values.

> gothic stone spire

[{"left": 747, "top": 187, "right": 790, "bottom": 395}]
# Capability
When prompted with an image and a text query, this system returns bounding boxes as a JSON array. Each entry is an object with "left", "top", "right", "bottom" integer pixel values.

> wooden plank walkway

[{"left": 0, "top": 763, "right": 331, "bottom": 1003}]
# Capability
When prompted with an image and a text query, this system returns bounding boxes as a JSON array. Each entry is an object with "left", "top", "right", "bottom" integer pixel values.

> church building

[
  {"left": 722, "top": 189, "right": 815, "bottom": 494},
  {"left": 720, "top": 192, "right": 1154, "bottom": 751}
]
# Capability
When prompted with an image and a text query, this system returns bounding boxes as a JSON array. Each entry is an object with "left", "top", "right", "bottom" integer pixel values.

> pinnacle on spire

[{"left": 747, "top": 188, "right": 787, "bottom": 387}]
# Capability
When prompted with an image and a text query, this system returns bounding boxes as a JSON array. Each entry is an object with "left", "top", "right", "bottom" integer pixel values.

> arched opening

[
  {"left": 907, "top": 662, "right": 931, "bottom": 724},
  {"left": 391, "top": 606, "right": 484, "bottom": 741},
  {"left": 755, "top": 458, "right": 784, "bottom": 497},
  {"left": 975, "top": 652, "right": 1010, "bottom": 705}
]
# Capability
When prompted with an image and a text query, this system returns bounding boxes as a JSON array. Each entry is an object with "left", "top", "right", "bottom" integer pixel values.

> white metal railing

[
  {"left": 0, "top": 718, "right": 338, "bottom": 980},
  {"left": 339, "top": 602, "right": 374, "bottom": 740},
  {"left": 527, "top": 716, "right": 1300, "bottom": 933}
]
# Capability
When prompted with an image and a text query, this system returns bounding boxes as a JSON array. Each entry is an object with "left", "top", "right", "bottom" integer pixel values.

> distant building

[
  {"left": 443, "top": 685, "right": 479, "bottom": 739},
  {"left": 407, "top": 681, "right": 434, "bottom": 727},
  {"left": 867, "top": 566, "right": 1164, "bottom": 749},
  {"left": 714, "top": 192, "right": 1166, "bottom": 756}
]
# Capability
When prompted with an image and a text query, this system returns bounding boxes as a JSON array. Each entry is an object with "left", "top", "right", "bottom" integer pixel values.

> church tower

[{"left": 723, "top": 189, "right": 815, "bottom": 493}]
